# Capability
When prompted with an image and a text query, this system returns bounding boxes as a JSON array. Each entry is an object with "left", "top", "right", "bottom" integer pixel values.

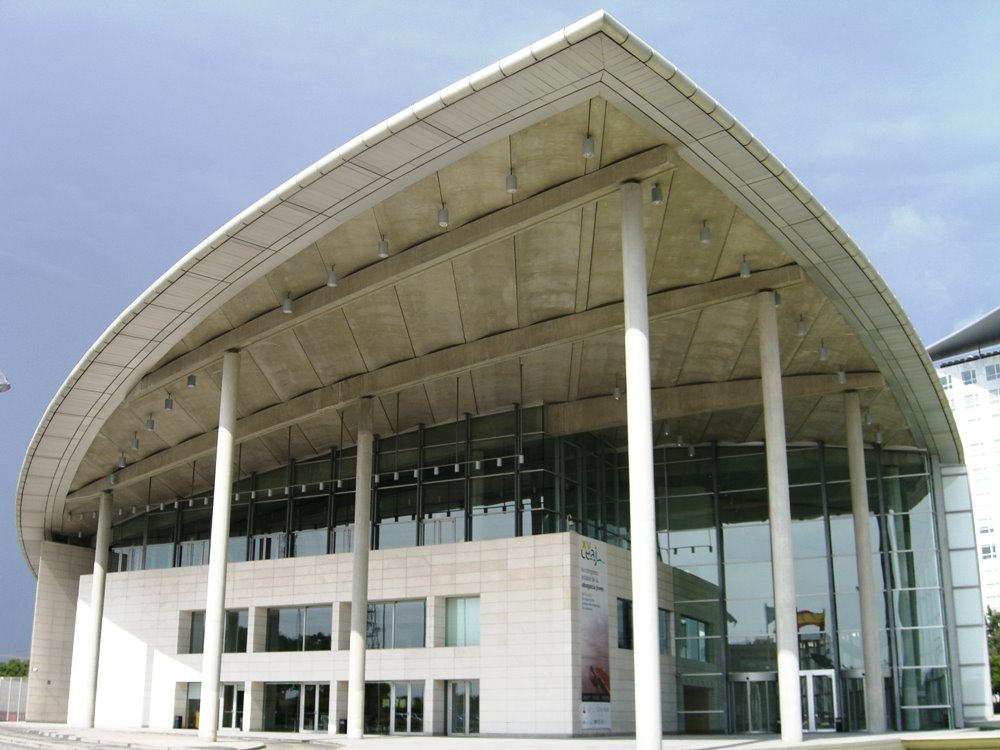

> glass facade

[
  {"left": 265, "top": 606, "right": 332, "bottom": 652},
  {"left": 109, "top": 405, "right": 953, "bottom": 733}
]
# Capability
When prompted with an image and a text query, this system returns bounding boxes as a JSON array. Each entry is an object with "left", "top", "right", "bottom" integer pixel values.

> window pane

[
  {"left": 367, "top": 602, "right": 392, "bottom": 649},
  {"left": 292, "top": 495, "right": 328, "bottom": 557},
  {"left": 470, "top": 475, "right": 516, "bottom": 541},
  {"left": 423, "top": 480, "right": 466, "bottom": 546},
  {"left": 224, "top": 609, "right": 248, "bottom": 653},
  {"left": 267, "top": 608, "right": 302, "bottom": 652},
  {"left": 376, "top": 487, "right": 417, "bottom": 550},
  {"left": 446, "top": 597, "right": 479, "bottom": 647},
  {"left": 617, "top": 599, "right": 633, "bottom": 650},
  {"left": 393, "top": 601, "right": 425, "bottom": 648},
  {"left": 304, "top": 606, "right": 332, "bottom": 651},
  {"left": 189, "top": 611, "right": 205, "bottom": 654},
  {"left": 227, "top": 505, "right": 248, "bottom": 563}
]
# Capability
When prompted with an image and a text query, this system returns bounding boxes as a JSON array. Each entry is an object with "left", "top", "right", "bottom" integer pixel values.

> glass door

[
  {"left": 841, "top": 670, "right": 867, "bottom": 732},
  {"left": 392, "top": 682, "right": 424, "bottom": 734},
  {"left": 301, "top": 683, "right": 330, "bottom": 731},
  {"left": 728, "top": 672, "right": 778, "bottom": 734},
  {"left": 800, "top": 670, "right": 837, "bottom": 732},
  {"left": 447, "top": 680, "right": 480, "bottom": 735},
  {"left": 221, "top": 683, "right": 244, "bottom": 730}
]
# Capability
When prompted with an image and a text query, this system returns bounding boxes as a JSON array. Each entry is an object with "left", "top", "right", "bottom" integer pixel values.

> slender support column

[
  {"left": 199, "top": 350, "right": 240, "bottom": 741},
  {"left": 845, "top": 391, "right": 887, "bottom": 732},
  {"left": 620, "top": 181, "right": 662, "bottom": 749},
  {"left": 76, "top": 490, "right": 112, "bottom": 727},
  {"left": 346, "top": 398, "right": 374, "bottom": 739},
  {"left": 756, "top": 291, "right": 802, "bottom": 743}
]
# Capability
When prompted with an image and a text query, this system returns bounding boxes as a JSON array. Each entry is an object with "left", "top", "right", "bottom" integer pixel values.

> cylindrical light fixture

[
  {"left": 739, "top": 255, "right": 751, "bottom": 279},
  {"left": 506, "top": 174, "right": 518, "bottom": 193},
  {"left": 186, "top": 374, "right": 197, "bottom": 388},
  {"left": 582, "top": 135, "right": 595, "bottom": 159},
  {"left": 282, "top": 294, "right": 293, "bottom": 314},
  {"left": 327, "top": 266, "right": 338, "bottom": 287},
  {"left": 164, "top": 393, "right": 173, "bottom": 411},
  {"left": 377, "top": 238, "right": 390, "bottom": 259},
  {"left": 438, "top": 207, "right": 449, "bottom": 228},
  {"left": 651, "top": 183, "right": 664, "bottom": 205},
  {"left": 699, "top": 220, "right": 711, "bottom": 245}
]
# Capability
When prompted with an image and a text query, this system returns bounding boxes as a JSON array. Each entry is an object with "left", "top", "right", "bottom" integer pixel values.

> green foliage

[
  {"left": 986, "top": 607, "right": 1000, "bottom": 697},
  {"left": 0, "top": 658, "right": 29, "bottom": 677}
]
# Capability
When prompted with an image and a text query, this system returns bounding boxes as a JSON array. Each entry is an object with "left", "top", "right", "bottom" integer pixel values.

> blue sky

[{"left": 1, "top": 2, "right": 997, "bottom": 659}]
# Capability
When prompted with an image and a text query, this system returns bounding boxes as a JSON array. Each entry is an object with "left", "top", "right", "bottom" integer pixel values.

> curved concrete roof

[{"left": 16, "top": 11, "right": 960, "bottom": 575}]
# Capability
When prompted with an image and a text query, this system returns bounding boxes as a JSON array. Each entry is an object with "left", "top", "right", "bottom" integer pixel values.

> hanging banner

[{"left": 579, "top": 537, "right": 611, "bottom": 729}]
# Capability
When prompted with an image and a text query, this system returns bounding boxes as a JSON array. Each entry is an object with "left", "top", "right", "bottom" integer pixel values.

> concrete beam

[
  {"left": 546, "top": 371, "right": 885, "bottom": 435},
  {"left": 69, "top": 266, "right": 803, "bottom": 502},
  {"left": 126, "top": 145, "right": 675, "bottom": 404}
]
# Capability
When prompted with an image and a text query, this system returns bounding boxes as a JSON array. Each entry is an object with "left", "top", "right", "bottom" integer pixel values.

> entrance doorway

[
  {"left": 447, "top": 680, "right": 480, "bottom": 735},
  {"left": 262, "top": 683, "right": 329, "bottom": 732},
  {"left": 800, "top": 670, "right": 837, "bottom": 732},
  {"left": 364, "top": 682, "right": 424, "bottom": 734},
  {"left": 728, "top": 673, "right": 777, "bottom": 733},
  {"left": 221, "top": 683, "right": 244, "bottom": 730},
  {"left": 841, "top": 669, "right": 867, "bottom": 732}
]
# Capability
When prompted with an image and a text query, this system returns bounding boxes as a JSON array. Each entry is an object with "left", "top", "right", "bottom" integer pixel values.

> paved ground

[{"left": 3, "top": 723, "right": 1000, "bottom": 750}]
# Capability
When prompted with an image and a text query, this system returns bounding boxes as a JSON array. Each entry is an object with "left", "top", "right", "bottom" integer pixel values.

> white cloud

[{"left": 884, "top": 205, "right": 949, "bottom": 246}]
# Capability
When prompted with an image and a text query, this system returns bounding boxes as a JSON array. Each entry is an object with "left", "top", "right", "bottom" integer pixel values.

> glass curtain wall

[
  {"left": 658, "top": 443, "right": 950, "bottom": 733},
  {"left": 103, "top": 406, "right": 951, "bottom": 733}
]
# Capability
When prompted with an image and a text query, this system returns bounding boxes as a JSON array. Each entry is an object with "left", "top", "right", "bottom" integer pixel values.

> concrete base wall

[
  {"left": 26, "top": 541, "right": 94, "bottom": 722},
  {"left": 62, "top": 532, "right": 675, "bottom": 734}
]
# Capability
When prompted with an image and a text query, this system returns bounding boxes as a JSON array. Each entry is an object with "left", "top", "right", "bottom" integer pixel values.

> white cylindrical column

[
  {"left": 75, "top": 490, "right": 112, "bottom": 727},
  {"left": 346, "top": 398, "right": 374, "bottom": 739},
  {"left": 621, "top": 180, "right": 663, "bottom": 749},
  {"left": 199, "top": 350, "right": 240, "bottom": 741},
  {"left": 845, "top": 390, "right": 887, "bottom": 732},
  {"left": 756, "top": 291, "right": 802, "bottom": 743}
]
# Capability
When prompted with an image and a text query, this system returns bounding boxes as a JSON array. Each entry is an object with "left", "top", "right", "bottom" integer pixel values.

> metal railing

[{"left": 0, "top": 677, "right": 26, "bottom": 722}]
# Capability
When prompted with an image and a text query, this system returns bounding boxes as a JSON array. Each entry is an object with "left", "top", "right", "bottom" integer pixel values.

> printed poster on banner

[{"left": 579, "top": 537, "right": 611, "bottom": 729}]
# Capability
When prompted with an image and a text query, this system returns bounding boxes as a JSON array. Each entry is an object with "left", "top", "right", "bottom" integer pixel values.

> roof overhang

[{"left": 16, "top": 11, "right": 960, "bottom": 576}]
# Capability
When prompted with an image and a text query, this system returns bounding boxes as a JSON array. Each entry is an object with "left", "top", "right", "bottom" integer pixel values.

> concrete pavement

[{"left": 3, "top": 723, "right": 1000, "bottom": 750}]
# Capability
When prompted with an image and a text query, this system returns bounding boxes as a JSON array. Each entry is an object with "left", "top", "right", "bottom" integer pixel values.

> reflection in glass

[
  {"left": 251, "top": 499, "right": 288, "bottom": 560},
  {"left": 423, "top": 481, "right": 465, "bottom": 546},
  {"left": 376, "top": 487, "right": 417, "bottom": 549},
  {"left": 470, "top": 475, "right": 516, "bottom": 541},
  {"left": 292, "top": 495, "right": 328, "bottom": 557},
  {"left": 145, "top": 511, "right": 175, "bottom": 570}
]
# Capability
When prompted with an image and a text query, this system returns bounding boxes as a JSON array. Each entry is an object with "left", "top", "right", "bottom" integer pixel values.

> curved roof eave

[
  {"left": 927, "top": 304, "right": 1000, "bottom": 361},
  {"left": 16, "top": 10, "right": 959, "bottom": 576}
]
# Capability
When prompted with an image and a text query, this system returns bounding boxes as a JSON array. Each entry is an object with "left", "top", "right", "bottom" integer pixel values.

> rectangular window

[
  {"left": 617, "top": 599, "right": 633, "bottom": 649},
  {"left": 616, "top": 599, "right": 669, "bottom": 653},
  {"left": 445, "top": 597, "right": 480, "bottom": 646},
  {"left": 265, "top": 605, "right": 332, "bottom": 652},
  {"left": 983, "top": 544, "right": 997, "bottom": 560},
  {"left": 939, "top": 374, "right": 952, "bottom": 390},
  {"left": 188, "top": 609, "right": 248, "bottom": 654},
  {"left": 987, "top": 364, "right": 1000, "bottom": 381},
  {"left": 991, "top": 387, "right": 1000, "bottom": 405},
  {"left": 367, "top": 600, "right": 425, "bottom": 649},
  {"left": 962, "top": 369, "right": 978, "bottom": 385},
  {"left": 678, "top": 615, "right": 710, "bottom": 662}
]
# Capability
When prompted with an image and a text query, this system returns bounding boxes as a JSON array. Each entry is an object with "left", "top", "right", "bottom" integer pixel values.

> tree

[
  {"left": 986, "top": 607, "right": 1000, "bottom": 702},
  {"left": 0, "top": 659, "right": 29, "bottom": 677}
]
